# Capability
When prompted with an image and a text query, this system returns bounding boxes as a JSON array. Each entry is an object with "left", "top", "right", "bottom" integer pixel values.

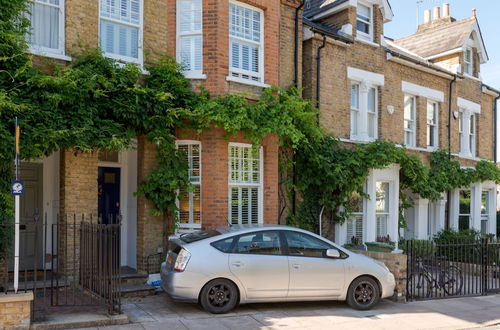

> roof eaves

[{"left": 303, "top": 17, "right": 353, "bottom": 43}]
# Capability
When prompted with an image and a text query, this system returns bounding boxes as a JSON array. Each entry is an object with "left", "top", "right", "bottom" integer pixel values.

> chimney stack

[
  {"left": 424, "top": 9, "right": 431, "bottom": 24},
  {"left": 433, "top": 6, "right": 441, "bottom": 20},
  {"left": 443, "top": 3, "right": 450, "bottom": 17},
  {"left": 472, "top": 8, "right": 477, "bottom": 18}
]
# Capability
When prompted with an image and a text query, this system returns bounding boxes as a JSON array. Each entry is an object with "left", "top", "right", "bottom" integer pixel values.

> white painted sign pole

[{"left": 13, "top": 117, "right": 20, "bottom": 293}]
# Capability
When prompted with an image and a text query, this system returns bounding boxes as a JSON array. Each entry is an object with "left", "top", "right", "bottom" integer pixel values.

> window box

[{"left": 365, "top": 241, "right": 394, "bottom": 253}]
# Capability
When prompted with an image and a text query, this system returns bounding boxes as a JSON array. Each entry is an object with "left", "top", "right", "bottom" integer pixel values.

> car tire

[
  {"left": 346, "top": 276, "right": 380, "bottom": 310},
  {"left": 199, "top": 278, "right": 239, "bottom": 314}
]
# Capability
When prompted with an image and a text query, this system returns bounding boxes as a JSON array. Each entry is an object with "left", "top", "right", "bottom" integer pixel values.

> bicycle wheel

[
  {"left": 408, "top": 272, "right": 431, "bottom": 299},
  {"left": 441, "top": 265, "right": 463, "bottom": 296}
]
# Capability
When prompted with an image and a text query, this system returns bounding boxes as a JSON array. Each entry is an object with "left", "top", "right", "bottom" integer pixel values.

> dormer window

[
  {"left": 464, "top": 47, "right": 473, "bottom": 75},
  {"left": 356, "top": 2, "right": 373, "bottom": 42}
]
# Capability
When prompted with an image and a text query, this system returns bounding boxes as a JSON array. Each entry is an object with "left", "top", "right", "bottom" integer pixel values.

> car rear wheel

[
  {"left": 346, "top": 276, "right": 380, "bottom": 310},
  {"left": 199, "top": 279, "right": 238, "bottom": 314}
]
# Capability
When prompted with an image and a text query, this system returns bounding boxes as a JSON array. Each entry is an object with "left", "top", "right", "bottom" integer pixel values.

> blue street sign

[{"left": 11, "top": 180, "right": 24, "bottom": 196}]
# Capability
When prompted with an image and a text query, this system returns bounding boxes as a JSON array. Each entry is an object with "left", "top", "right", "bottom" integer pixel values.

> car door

[
  {"left": 284, "top": 230, "right": 346, "bottom": 298},
  {"left": 228, "top": 230, "right": 289, "bottom": 300}
]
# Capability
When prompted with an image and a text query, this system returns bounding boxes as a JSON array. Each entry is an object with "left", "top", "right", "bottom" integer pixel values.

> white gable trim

[
  {"left": 348, "top": 67, "right": 384, "bottom": 86},
  {"left": 401, "top": 81, "right": 444, "bottom": 102},
  {"left": 312, "top": 0, "right": 393, "bottom": 22},
  {"left": 471, "top": 20, "right": 488, "bottom": 63},
  {"left": 457, "top": 97, "right": 481, "bottom": 114}
]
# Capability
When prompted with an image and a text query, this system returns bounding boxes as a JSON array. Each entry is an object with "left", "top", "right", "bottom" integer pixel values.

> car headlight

[{"left": 374, "top": 259, "right": 389, "bottom": 272}]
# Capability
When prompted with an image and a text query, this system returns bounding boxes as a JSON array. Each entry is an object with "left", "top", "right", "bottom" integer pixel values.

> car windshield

[{"left": 179, "top": 230, "right": 221, "bottom": 243}]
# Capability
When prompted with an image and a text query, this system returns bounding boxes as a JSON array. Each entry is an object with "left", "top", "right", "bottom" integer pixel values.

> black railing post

[{"left": 481, "top": 237, "right": 488, "bottom": 295}]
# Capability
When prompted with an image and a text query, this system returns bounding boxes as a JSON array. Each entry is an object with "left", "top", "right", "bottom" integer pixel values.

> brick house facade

[
  {"left": 22, "top": 0, "right": 300, "bottom": 273},
  {"left": 302, "top": 1, "right": 499, "bottom": 246}
]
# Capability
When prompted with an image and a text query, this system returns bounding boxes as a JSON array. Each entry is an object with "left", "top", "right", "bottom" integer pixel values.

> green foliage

[
  {"left": 364, "top": 241, "right": 395, "bottom": 253},
  {"left": 401, "top": 239, "right": 436, "bottom": 257}
]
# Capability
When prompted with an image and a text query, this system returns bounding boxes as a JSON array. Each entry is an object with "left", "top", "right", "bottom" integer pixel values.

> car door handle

[
  {"left": 292, "top": 263, "right": 301, "bottom": 269},
  {"left": 231, "top": 261, "right": 243, "bottom": 267}
]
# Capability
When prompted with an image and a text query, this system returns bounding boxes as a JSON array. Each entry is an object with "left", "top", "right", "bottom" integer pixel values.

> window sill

[
  {"left": 404, "top": 146, "right": 439, "bottom": 153},
  {"left": 226, "top": 75, "right": 270, "bottom": 88},
  {"left": 342, "top": 137, "right": 377, "bottom": 144},
  {"left": 103, "top": 52, "right": 143, "bottom": 67},
  {"left": 355, "top": 37, "right": 379, "bottom": 48},
  {"left": 29, "top": 48, "right": 72, "bottom": 61},
  {"left": 463, "top": 73, "right": 481, "bottom": 82},
  {"left": 184, "top": 71, "right": 207, "bottom": 80},
  {"left": 454, "top": 152, "right": 482, "bottom": 162}
]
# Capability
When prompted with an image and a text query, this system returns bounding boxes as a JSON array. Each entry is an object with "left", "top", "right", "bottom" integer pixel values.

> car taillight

[{"left": 174, "top": 248, "right": 191, "bottom": 272}]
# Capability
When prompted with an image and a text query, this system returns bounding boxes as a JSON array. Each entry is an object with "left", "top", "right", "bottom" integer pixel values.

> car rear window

[
  {"left": 211, "top": 237, "right": 235, "bottom": 253},
  {"left": 179, "top": 230, "right": 221, "bottom": 243}
]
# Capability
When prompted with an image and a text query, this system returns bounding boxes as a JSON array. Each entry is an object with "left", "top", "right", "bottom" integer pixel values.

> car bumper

[
  {"left": 381, "top": 272, "right": 396, "bottom": 298},
  {"left": 160, "top": 262, "right": 203, "bottom": 302}
]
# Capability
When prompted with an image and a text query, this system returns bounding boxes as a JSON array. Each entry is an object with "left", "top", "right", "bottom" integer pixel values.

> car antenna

[{"left": 225, "top": 215, "right": 232, "bottom": 227}]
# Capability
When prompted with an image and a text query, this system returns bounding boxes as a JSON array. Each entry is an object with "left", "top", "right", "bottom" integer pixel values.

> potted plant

[
  {"left": 365, "top": 235, "right": 395, "bottom": 253},
  {"left": 343, "top": 236, "right": 366, "bottom": 251}
]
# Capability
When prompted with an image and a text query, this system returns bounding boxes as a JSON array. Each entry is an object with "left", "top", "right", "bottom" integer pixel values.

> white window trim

[
  {"left": 349, "top": 81, "right": 379, "bottom": 142},
  {"left": 355, "top": 1, "right": 373, "bottom": 43},
  {"left": 457, "top": 97, "right": 481, "bottom": 114},
  {"left": 401, "top": 81, "right": 444, "bottom": 102},
  {"left": 403, "top": 94, "right": 417, "bottom": 148},
  {"left": 469, "top": 113, "right": 476, "bottom": 157},
  {"left": 228, "top": 142, "right": 264, "bottom": 225},
  {"left": 98, "top": 0, "right": 144, "bottom": 66},
  {"left": 458, "top": 106, "right": 478, "bottom": 158},
  {"left": 227, "top": 1, "right": 265, "bottom": 86},
  {"left": 28, "top": 0, "right": 66, "bottom": 57},
  {"left": 176, "top": 0, "right": 204, "bottom": 79},
  {"left": 464, "top": 47, "right": 473, "bottom": 76},
  {"left": 176, "top": 140, "right": 202, "bottom": 230},
  {"left": 426, "top": 100, "right": 439, "bottom": 149}
]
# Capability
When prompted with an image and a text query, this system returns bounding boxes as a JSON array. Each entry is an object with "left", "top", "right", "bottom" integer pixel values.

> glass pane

[
  {"left": 357, "top": 3, "right": 371, "bottom": 21},
  {"left": 211, "top": 237, "right": 235, "bottom": 253},
  {"left": 459, "top": 215, "right": 470, "bottom": 231},
  {"left": 376, "top": 182, "right": 389, "bottom": 213},
  {"left": 351, "top": 84, "right": 359, "bottom": 109},
  {"left": 376, "top": 215, "right": 388, "bottom": 238},
  {"left": 368, "top": 113, "right": 376, "bottom": 138},
  {"left": 229, "top": 3, "right": 261, "bottom": 42},
  {"left": 28, "top": 2, "right": 60, "bottom": 50},
  {"left": 481, "top": 190, "right": 489, "bottom": 214},
  {"left": 99, "top": 20, "right": 139, "bottom": 59},
  {"left": 367, "top": 87, "right": 376, "bottom": 113},
  {"left": 351, "top": 110, "right": 358, "bottom": 136},
  {"left": 404, "top": 95, "right": 414, "bottom": 120},
  {"left": 356, "top": 21, "right": 370, "bottom": 34},
  {"left": 347, "top": 192, "right": 363, "bottom": 213},
  {"left": 235, "top": 231, "right": 281, "bottom": 255},
  {"left": 459, "top": 190, "right": 471, "bottom": 214},
  {"left": 229, "top": 145, "right": 260, "bottom": 184},
  {"left": 285, "top": 231, "right": 332, "bottom": 257}
]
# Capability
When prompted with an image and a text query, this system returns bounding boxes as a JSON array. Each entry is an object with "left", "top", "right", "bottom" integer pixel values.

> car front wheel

[
  {"left": 346, "top": 276, "right": 380, "bottom": 310},
  {"left": 199, "top": 278, "right": 239, "bottom": 314}
]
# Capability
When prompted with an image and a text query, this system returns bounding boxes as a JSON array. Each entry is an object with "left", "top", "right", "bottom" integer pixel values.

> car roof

[{"left": 215, "top": 224, "right": 303, "bottom": 234}]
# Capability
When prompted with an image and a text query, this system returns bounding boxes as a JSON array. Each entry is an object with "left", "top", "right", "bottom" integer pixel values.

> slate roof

[
  {"left": 394, "top": 18, "right": 476, "bottom": 59},
  {"left": 303, "top": 17, "right": 352, "bottom": 42},
  {"left": 304, "top": 0, "right": 348, "bottom": 19}
]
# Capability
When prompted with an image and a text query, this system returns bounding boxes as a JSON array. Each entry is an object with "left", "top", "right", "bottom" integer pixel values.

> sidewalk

[{"left": 80, "top": 293, "right": 500, "bottom": 330}]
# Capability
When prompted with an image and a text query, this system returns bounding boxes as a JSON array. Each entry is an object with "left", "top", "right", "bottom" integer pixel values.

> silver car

[{"left": 161, "top": 225, "right": 395, "bottom": 314}]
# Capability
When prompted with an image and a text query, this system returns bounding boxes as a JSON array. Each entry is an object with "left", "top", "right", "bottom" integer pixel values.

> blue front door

[{"left": 98, "top": 167, "right": 121, "bottom": 224}]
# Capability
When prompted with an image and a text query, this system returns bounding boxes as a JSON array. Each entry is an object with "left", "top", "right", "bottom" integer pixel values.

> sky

[{"left": 384, "top": 0, "right": 500, "bottom": 89}]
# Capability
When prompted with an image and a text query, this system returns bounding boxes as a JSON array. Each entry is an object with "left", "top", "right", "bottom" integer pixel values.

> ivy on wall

[{"left": 1, "top": 0, "right": 500, "bottom": 257}]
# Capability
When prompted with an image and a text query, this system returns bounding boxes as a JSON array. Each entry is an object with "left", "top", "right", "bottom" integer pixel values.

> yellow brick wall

[{"left": 0, "top": 293, "right": 32, "bottom": 329}]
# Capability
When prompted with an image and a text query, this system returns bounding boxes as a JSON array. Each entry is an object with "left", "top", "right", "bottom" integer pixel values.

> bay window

[
  {"left": 177, "top": 0, "right": 203, "bottom": 76},
  {"left": 228, "top": 143, "right": 263, "bottom": 225},
  {"left": 178, "top": 142, "right": 201, "bottom": 229},
  {"left": 99, "top": 0, "right": 142, "bottom": 64},
  {"left": 27, "top": 0, "right": 65, "bottom": 56},
  {"left": 228, "top": 2, "right": 264, "bottom": 83}
]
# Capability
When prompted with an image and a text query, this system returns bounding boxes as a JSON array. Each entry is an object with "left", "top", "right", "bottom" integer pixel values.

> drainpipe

[
  {"left": 316, "top": 34, "right": 327, "bottom": 115},
  {"left": 446, "top": 75, "right": 457, "bottom": 229},
  {"left": 292, "top": 1, "right": 304, "bottom": 217},
  {"left": 494, "top": 96, "right": 499, "bottom": 163},
  {"left": 294, "top": 1, "right": 304, "bottom": 87}
]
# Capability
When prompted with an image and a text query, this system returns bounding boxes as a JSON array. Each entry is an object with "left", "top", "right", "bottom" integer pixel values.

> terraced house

[
  {"left": 302, "top": 1, "right": 499, "bottom": 245},
  {"left": 16, "top": 0, "right": 301, "bottom": 275}
]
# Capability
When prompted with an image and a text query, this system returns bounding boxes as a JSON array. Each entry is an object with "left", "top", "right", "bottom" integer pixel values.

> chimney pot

[
  {"left": 443, "top": 3, "right": 450, "bottom": 17},
  {"left": 424, "top": 9, "right": 431, "bottom": 24},
  {"left": 433, "top": 6, "right": 441, "bottom": 20}
]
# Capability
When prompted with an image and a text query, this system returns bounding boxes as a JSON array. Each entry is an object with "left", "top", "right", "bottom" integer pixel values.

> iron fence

[{"left": 406, "top": 238, "right": 500, "bottom": 301}]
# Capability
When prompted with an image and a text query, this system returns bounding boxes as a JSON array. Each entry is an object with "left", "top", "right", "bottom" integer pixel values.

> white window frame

[
  {"left": 480, "top": 189, "right": 490, "bottom": 235},
  {"left": 350, "top": 83, "right": 360, "bottom": 138},
  {"left": 458, "top": 189, "right": 472, "bottom": 231},
  {"left": 227, "top": 1, "right": 265, "bottom": 86},
  {"left": 469, "top": 113, "right": 476, "bottom": 157},
  {"left": 27, "top": 0, "right": 67, "bottom": 59},
  {"left": 176, "top": 0, "right": 205, "bottom": 79},
  {"left": 458, "top": 110, "right": 463, "bottom": 153},
  {"left": 356, "top": 1, "right": 373, "bottom": 42},
  {"left": 346, "top": 194, "right": 364, "bottom": 244},
  {"left": 350, "top": 81, "right": 378, "bottom": 141},
  {"left": 427, "top": 100, "right": 439, "bottom": 149},
  {"left": 375, "top": 181, "right": 390, "bottom": 239},
  {"left": 228, "top": 142, "right": 264, "bottom": 225},
  {"left": 464, "top": 47, "right": 473, "bottom": 76},
  {"left": 176, "top": 140, "right": 202, "bottom": 230},
  {"left": 404, "top": 94, "right": 417, "bottom": 147},
  {"left": 98, "top": 0, "right": 144, "bottom": 66}
]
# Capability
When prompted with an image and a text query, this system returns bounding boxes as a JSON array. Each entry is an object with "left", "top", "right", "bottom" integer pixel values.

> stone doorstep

[{"left": 30, "top": 312, "right": 129, "bottom": 330}]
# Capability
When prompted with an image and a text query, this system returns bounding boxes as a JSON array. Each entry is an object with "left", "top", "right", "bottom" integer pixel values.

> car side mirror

[{"left": 326, "top": 249, "right": 341, "bottom": 258}]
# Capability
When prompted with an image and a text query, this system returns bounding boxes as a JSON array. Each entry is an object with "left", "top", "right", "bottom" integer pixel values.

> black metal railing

[
  {"left": 0, "top": 213, "right": 122, "bottom": 320},
  {"left": 406, "top": 238, "right": 500, "bottom": 301}
]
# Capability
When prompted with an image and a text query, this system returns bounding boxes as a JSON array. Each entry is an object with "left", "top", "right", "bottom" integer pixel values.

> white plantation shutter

[
  {"left": 346, "top": 215, "right": 363, "bottom": 243},
  {"left": 177, "top": 142, "right": 201, "bottom": 229},
  {"left": 229, "top": 144, "right": 262, "bottom": 225},
  {"left": 27, "top": 0, "right": 64, "bottom": 54},
  {"left": 99, "top": 0, "right": 141, "bottom": 62},
  {"left": 177, "top": 0, "right": 202, "bottom": 73},
  {"left": 228, "top": 2, "right": 263, "bottom": 82}
]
